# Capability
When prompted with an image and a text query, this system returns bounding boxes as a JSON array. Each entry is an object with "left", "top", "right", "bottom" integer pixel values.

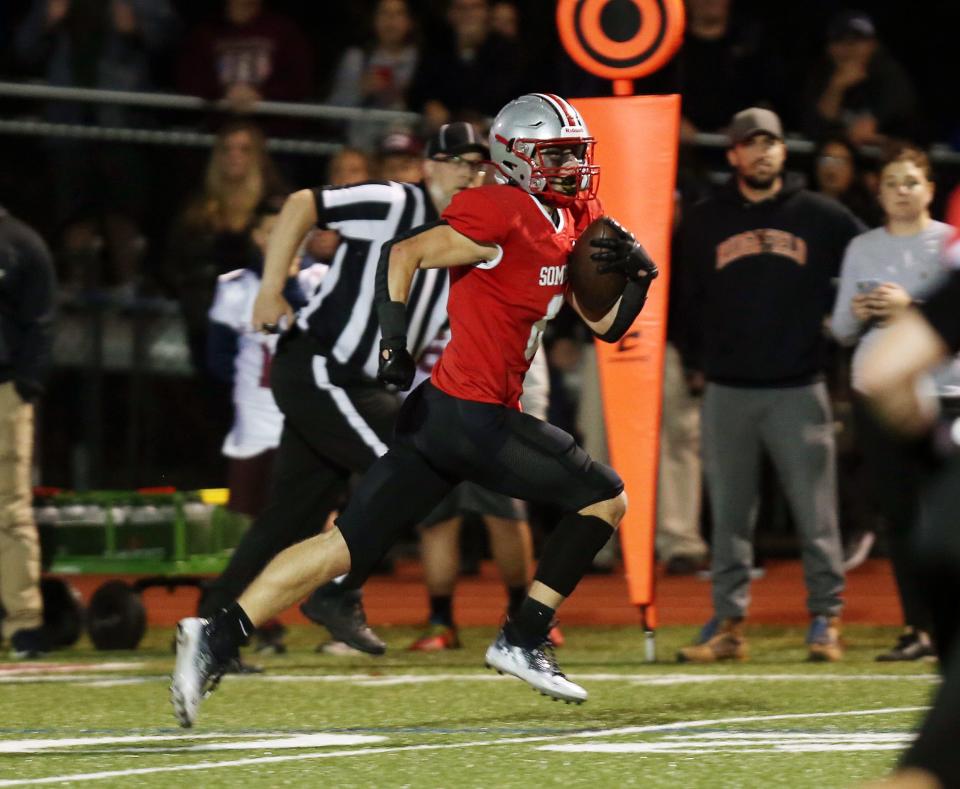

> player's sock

[
  {"left": 506, "top": 585, "right": 526, "bottom": 619},
  {"left": 505, "top": 514, "right": 613, "bottom": 646},
  {"left": 533, "top": 513, "right": 614, "bottom": 598},
  {"left": 506, "top": 598, "right": 555, "bottom": 647},
  {"left": 208, "top": 602, "right": 254, "bottom": 663},
  {"left": 428, "top": 595, "right": 454, "bottom": 627}
]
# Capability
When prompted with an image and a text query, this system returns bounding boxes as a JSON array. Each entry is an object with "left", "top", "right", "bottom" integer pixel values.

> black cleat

[
  {"left": 300, "top": 586, "right": 386, "bottom": 656},
  {"left": 223, "top": 656, "right": 264, "bottom": 674},
  {"left": 876, "top": 630, "right": 936, "bottom": 662},
  {"left": 9, "top": 627, "right": 50, "bottom": 660}
]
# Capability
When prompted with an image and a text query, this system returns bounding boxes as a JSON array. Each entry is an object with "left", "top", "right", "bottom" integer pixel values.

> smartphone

[{"left": 856, "top": 279, "right": 882, "bottom": 294}]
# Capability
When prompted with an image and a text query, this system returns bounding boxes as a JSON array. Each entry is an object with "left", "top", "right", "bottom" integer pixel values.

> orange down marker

[
  {"left": 577, "top": 96, "right": 680, "bottom": 639},
  {"left": 556, "top": 0, "right": 684, "bottom": 653}
]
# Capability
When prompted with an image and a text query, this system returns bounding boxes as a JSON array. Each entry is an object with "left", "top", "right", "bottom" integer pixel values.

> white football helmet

[{"left": 489, "top": 93, "right": 599, "bottom": 206}]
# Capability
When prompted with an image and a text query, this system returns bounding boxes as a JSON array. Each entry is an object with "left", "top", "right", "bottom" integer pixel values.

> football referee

[{"left": 198, "top": 122, "right": 489, "bottom": 654}]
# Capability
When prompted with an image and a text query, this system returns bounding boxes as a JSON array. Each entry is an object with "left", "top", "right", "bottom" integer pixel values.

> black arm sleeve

[
  {"left": 594, "top": 279, "right": 651, "bottom": 343},
  {"left": 374, "top": 220, "right": 448, "bottom": 337},
  {"left": 920, "top": 270, "right": 960, "bottom": 353}
]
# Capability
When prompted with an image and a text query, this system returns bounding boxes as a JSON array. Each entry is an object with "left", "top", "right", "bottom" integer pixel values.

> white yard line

[
  {"left": 543, "top": 731, "right": 915, "bottom": 754},
  {"left": 541, "top": 743, "right": 910, "bottom": 754},
  {"left": 0, "top": 671, "right": 936, "bottom": 687},
  {"left": 254, "top": 672, "right": 937, "bottom": 687},
  {"left": 564, "top": 706, "right": 927, "bottom": 739},
  {"left": 0, "top": 706, "right": 926, "bottom": 787},
  {"left": 0, "top": 733, "right": 384, "bottom": 754},
  {"left": 0, "top": 662, "right": 144, "bottom": 677},
  {"left": 665, "top": 732, "right": 910, "bottom": 742}
]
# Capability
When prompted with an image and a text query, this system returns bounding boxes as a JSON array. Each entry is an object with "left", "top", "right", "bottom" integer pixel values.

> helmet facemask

[{"left": 493, "top": 135, "right": 600, "bottom": 206}]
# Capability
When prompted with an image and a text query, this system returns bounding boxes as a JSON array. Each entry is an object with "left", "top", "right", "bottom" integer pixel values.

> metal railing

[
  {"left": 0, "top": 79, "right": 422, "bottom": 156},
  {"left": 0, "top": 80, "right": 421, "bottom": 124},
  {"left": 5, "top": 80, "right": 960, "bottom": 164},
  {"left": 693, "top": 130, "right": 960, "bottom": 165},
  {"left": 0, "top": 118, "right": 341, "bottom": 156}
]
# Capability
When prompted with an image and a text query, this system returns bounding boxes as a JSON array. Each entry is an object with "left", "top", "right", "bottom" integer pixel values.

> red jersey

[{"left": 432, "top": 184, "right": 602, "bottom": 409}]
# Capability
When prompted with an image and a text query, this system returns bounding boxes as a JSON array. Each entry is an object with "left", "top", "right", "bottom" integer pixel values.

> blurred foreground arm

[{"left": 858, "top": 309, "right": 950, "bottom": 436}]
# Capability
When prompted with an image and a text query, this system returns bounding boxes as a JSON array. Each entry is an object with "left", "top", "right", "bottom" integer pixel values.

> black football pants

[{"left": 336, "top": 380, "right": 623, "bottom": 584}]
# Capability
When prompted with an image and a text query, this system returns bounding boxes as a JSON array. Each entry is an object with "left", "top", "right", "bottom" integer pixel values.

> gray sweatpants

[{"left": 702, "top": 382, "right": 844, "bottom": 620}]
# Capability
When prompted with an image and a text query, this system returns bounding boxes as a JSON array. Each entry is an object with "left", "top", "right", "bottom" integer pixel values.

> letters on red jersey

[{"left": 432, "top": 184, "right": 602, "bottom": 409}]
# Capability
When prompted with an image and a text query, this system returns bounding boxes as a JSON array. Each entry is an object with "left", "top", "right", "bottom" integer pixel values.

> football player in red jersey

[{"left": 172, "top": 94, "right": 658, "bottom": 725}]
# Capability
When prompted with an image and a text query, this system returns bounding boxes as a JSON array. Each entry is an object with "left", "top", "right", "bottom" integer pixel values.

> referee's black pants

[
  {"left": 199, "top": 329, "right": 398, "bottom": 617},
  {"left": 337, "top": 380, "right": 624, "bottom": 585}
]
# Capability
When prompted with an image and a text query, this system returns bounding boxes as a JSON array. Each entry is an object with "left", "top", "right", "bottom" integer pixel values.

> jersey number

[{"left": 524, "top": 294, "right": 564, "bottom": 360}]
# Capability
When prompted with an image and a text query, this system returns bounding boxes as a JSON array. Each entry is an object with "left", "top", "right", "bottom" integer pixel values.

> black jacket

[
  {"left": 803, "top": 46, "right": 920, "bottom": 141},
  {"left": 679, "top": 177, "right": 864, "bottom": 387},
  {"left": 0, "top": 206, "right": 56, "bottom": 400}
]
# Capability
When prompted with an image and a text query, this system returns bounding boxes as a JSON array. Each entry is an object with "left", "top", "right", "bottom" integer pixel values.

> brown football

[{"left": 568, "top": 216, "right": 627, "bottom": 322}]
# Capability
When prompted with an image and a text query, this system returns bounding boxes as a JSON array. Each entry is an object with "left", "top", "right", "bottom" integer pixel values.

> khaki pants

[
  {"left": 0, "top": 382, "right": 41, "bottom": 639},
  {"left": 656, "top": 343, "right": 708, "bottom": 561}
]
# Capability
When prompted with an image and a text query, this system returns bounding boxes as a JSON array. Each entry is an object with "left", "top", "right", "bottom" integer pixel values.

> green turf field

[{"left": 0, "top": 625, "right": 938, "bottom": 787}]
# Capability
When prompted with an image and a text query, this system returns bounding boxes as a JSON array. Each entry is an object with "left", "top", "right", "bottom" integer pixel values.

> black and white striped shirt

[{"left": 298, "top": 180, "right": 449, "bottom": 379}]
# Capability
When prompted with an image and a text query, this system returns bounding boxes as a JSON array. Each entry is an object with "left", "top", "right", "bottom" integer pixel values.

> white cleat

[
  {"left": 484, "top": 629, "right": 587, "bottom": 704},
  {"left": 170, "top": 617, "right": 225, "bottom": 728}
]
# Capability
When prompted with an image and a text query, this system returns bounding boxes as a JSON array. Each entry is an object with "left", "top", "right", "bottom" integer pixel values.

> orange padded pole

[{"left": 576, "top": 95, "right": 681, "bottom": 631}]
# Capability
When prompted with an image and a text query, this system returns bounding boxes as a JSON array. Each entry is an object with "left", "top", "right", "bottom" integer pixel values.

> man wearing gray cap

[
  {"left": 677, "top": 107, "right": 865, "bottom": 663},
  {"left": 196, "top": 122, "right": 489, "bottom": 655}
]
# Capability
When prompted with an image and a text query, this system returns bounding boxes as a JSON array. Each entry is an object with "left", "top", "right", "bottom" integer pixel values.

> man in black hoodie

[
  {"left": 0, "top": 206, "right": 56, "bottom": 658},
  {"left": 676, "top": 108, "right": 864, "bottom": 663}
]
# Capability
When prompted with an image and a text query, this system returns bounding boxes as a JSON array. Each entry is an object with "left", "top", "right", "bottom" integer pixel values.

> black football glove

[
  {"left": 589, "top": 218, "right": 659, "bottom": 282},
  {"left": 376, "top": 300, "right": 415, "bottom": 390},
  {"left": 378, "top": 336, "right": 416, "bottom": 390}
]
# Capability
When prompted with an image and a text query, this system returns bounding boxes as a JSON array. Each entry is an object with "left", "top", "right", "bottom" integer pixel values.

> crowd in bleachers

[{"left": 1, "top": 1, "right": 958, "bottom": 297}]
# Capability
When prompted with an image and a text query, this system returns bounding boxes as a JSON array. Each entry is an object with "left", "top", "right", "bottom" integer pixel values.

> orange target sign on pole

[
  {"left": 557, "top": 1, "right": 684, "bottom": 656},
  {"left": 557, "top": 0, "right": 685, "bottom": 94}
]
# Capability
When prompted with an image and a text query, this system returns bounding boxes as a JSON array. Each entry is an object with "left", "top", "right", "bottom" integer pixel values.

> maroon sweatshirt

[{"left": 177, "top": 11, "right": 313, "bottom": 102}]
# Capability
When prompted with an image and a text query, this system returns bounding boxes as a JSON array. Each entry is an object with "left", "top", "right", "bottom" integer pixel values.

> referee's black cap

[{"left": 426, "top": 122, "right": 489, "bottom": 159}]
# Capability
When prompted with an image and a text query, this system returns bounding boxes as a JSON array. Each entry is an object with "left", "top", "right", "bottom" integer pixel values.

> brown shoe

[
  {"left": 677, "top": 617, "right": 748, "bottom": 663},
  {"left": 807, "top": 615, "right": 844, "bottom": 662}
]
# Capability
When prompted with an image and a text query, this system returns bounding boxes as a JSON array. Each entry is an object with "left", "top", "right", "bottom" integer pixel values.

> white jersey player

[{"left": 209, "top": 262, "right": 327, "bottom": 460}]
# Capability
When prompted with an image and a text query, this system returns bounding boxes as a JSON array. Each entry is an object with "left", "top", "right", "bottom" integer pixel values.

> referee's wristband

[{"left": 377, "top": 300, "right": 407, "bottom": 340}]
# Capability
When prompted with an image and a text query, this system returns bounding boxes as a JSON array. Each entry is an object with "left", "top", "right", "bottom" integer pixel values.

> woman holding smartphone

[
  {"left": 326, "top": 0, "right": 419, "bottom": 148},
  {"left": 831, "top": 144, "right": 957, "bottom": 662}
]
